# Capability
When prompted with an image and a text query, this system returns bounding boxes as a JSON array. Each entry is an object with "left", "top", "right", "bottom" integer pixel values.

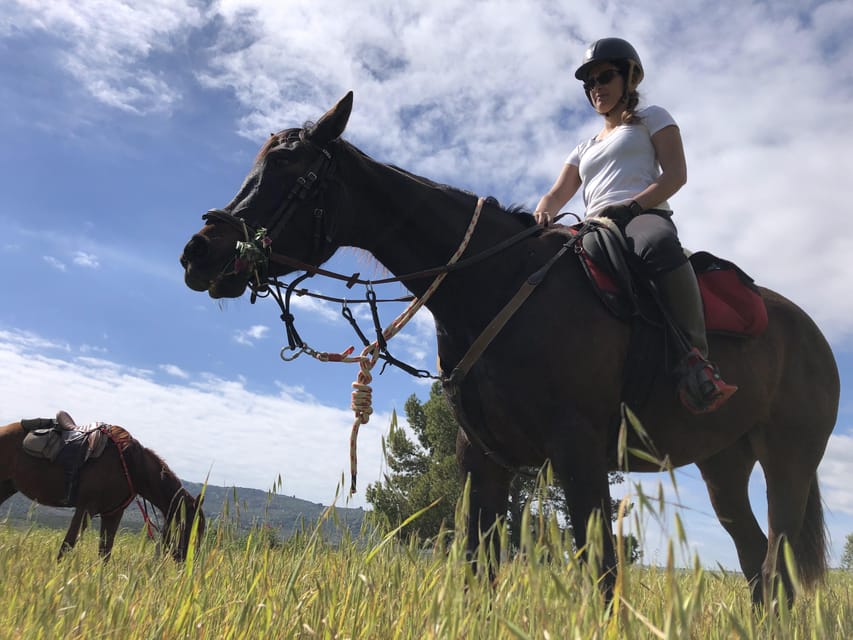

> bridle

[
  {"left": 201, "top": 130, "right": 337, "bottom": 290},
  {"left": 196, "top": 129, "right": 562, "bottom": 376}
]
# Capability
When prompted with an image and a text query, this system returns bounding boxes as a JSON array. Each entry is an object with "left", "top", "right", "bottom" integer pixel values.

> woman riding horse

[{"left": 534, "top": 37, "right": 736, "bottom": 414}]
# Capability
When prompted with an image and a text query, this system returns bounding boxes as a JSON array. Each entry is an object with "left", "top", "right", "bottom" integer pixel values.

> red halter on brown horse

[
  {"left": 0, "top": 413, "right": 205, "bottom": 561},
  {"left": 179, "top": 92, "right": 838, "bottom": 606}
]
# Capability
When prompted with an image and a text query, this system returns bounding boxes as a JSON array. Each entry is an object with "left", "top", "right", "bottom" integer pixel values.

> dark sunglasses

[{"left": 583, "top": 68, "right": 620, "bottom": 91}]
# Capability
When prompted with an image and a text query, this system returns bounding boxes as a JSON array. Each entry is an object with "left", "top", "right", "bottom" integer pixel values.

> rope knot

[{"left": 350, "top": 382, "right": 373, "bottom": 423}]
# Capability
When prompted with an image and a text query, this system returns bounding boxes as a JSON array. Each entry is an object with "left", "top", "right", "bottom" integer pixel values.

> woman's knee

[{"left": 625, "top": 214, "right": 684, "bottom": 273}]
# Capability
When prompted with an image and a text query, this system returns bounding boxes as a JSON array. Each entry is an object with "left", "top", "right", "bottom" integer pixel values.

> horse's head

[
  {"left": 180, "top": 91, "right": 354, "bottom": 298},
  {"left": 164, "top": 491, "right": 205, "bottom": 562}
]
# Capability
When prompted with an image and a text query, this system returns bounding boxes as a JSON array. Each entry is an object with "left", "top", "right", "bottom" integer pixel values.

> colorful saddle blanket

[{"left": 572, "top": 225, "right": 768, "bottom": 337}]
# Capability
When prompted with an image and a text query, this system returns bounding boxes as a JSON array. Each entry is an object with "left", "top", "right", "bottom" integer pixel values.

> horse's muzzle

[
  {"left": 180, "top": 234, "right": 207, "bottom": 267},
  {"left": 180, "top": 232, "right": 251, "bottom": 298},
  {"left": 180, "top": 235, "right": 214, "bottom": 292}
]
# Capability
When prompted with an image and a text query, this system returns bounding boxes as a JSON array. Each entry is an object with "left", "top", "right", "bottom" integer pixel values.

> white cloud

[
  {"left": 160, "top": 363, "right": 190, "bottom": 379},
  {"left": 0, "top": 329, "right": 70, "bottom": 353},
  {"left": 234, "top": 324, "right": 269, "bottom": 346},
  {"left": 43, "top": 255, "right": 66, "bottom": 271},
  {"left": 79, "top": 344, "right": 108, "bottom": 355},
  {"left": 290, "top": 295, "right": 341, "bottom": 323},
  {"left": 72, "top": 251, "right": 99, "bottom": 268},
  {"left": 7, "top": 0, "right": 206, "bottom": 115}
]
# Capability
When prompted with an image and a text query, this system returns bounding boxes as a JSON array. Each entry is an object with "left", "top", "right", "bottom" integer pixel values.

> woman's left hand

[
  {"left": 533, "top": 210, "right": 553, "bottom": 226},
  {"left": 597, "top": 201, "right": 640, "bottom": 226}
]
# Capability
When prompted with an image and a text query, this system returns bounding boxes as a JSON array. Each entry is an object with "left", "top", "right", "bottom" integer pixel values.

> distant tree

[
  {"left": 842, "top": 532, "right": 853, "bottom": 570},
  {"left": 506, "top": 469, "right": 639, "bottom": 563},
  {"left": 620, "top": 531, "right": 643, "bottom": 564},
  {"left": 365, "top": 382, "right": 461, "bottom": 540}
]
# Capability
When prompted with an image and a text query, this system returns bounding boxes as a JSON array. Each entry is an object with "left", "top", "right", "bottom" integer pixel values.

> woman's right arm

[{"left": 533, "top": 162, "right": 582, "bottom": 226}]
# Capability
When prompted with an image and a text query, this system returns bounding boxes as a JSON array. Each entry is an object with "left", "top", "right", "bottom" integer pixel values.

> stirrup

[{"left": 677, "top": 348, "right": 738, "bottom": 414}]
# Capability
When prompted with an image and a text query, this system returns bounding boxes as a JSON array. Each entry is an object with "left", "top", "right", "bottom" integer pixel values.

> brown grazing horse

[
  {"left": 0, "top": 417, "right": 205, "bottom": 561},
  {"left": 179, "top": 92, "right": 838, "bottom": 605}
]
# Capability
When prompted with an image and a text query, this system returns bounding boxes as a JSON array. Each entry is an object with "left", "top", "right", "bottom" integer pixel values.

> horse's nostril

[{"left": 181, "top": 235, "right": 208, "bottom": 264}]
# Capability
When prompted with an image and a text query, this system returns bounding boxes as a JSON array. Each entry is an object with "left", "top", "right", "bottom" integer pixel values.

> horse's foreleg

[
  {"left": 98, "top": 512, "right": 123, "bottom": 561},
  {"left": 456, "top": 428, "right": 512, "bottom": 579},
  {"left": 696, "top": 439, "right": 768, "bottom": 605},
  {"left": 552, "top": 421, "right": 616, "bottom": 601},
  {"left": 58, "top": 509, "right": 89, "bottom": 560}
]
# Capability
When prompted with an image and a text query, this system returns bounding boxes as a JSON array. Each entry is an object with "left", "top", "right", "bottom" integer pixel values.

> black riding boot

[{"left": 657, "top": 262, "right": 737, "bottom": 413}]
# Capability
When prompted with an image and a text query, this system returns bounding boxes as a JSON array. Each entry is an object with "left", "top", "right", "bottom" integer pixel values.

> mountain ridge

[{"left": 0, "top": 479, "right": 367, "bottom": 540}]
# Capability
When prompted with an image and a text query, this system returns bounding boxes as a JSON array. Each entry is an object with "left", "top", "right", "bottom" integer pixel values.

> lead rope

[{"left": 347, "top": 197, "right": 485, "bottom": 493}]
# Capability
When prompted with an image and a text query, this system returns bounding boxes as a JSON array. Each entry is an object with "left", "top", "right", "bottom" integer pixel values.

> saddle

[
  {"left": 21, "top": 411, "right": 110, "bottom": 462},
  {"left": 573, "top": 219, "right": 768, "bottom": 336},
  {"left": 569, "top": 219, "right": 767, "bottom": 412},
  {"left": 20, "top": 411, "right": 112, "bottom": 506}
]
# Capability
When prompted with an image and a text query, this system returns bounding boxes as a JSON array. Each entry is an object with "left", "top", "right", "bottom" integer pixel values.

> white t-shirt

[{"left": 566, "top": 105, "right": 678, "bottom": 216}]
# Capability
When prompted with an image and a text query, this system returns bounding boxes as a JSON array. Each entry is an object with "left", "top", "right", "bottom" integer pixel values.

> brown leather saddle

[
  {"left": 20, "top": 411, "right": 112, "bottom": 506},
  {"left": 21, "top": 411, "right": 110, "bottom": 461}
]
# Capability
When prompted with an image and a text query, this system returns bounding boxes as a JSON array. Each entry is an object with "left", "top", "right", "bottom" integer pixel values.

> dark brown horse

[
  {"left": 0, "top": 417, "right": 205, "bottom": 561},
  {"left": 179, "top": 92, "right": 838, "bottom": 605}
]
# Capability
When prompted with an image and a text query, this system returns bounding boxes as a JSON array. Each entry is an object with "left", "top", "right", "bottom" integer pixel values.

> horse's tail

[{"left": 793, "top": 474, "right": 829, "bottom": 590}]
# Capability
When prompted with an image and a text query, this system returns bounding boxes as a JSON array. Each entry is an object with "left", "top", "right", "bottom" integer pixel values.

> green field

[{"left": 1, "top": 502, "right": 851, "bottom": 640}]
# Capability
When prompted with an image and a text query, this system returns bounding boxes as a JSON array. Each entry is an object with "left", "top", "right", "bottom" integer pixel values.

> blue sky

[{"left": 2, "top": 0, "right": 853, "bottom": 569}]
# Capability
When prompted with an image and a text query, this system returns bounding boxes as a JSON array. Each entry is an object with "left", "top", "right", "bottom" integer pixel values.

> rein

[
  {"left": 201, "top": 131, "right": 582, "bottom": 491},
  {"left": 263, "top": 220, "right": 543, "bottom": 289},
  {"left": 99, "top": 427, "right": 158, "bottom": 538},
  {"left": 211, "top": 195, "right": 490, "bottom": 492}
]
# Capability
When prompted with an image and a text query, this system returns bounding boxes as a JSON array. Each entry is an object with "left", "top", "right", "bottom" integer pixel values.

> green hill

[{"left": 0, "top": 480, "right": 367, "bottom": 541}]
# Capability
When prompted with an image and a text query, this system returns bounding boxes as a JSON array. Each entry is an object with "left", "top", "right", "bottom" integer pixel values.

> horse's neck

[
  {"left": 135, "top": 450, "right": 182, "bottom": 516},
  {"left": 337, "top": 144, "right": 521, "bottom": 301}
]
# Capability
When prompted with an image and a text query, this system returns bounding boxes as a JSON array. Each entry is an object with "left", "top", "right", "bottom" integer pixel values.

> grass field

[{"left": 1, "top": 497, "right": 852, "bottom": 640}]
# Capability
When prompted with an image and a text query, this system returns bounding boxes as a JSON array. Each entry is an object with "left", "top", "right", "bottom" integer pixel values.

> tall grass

[{"left": 1, "top": 495, "right": 852, "bottom": 640}]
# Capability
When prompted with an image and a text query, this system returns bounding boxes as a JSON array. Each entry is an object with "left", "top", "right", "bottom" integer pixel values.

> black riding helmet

[
  {"left": 575, "top": 37, "right": 644, "bottom": 84},
  {"left": 575, "top": 38, "right": 644, "bottom": 111}
]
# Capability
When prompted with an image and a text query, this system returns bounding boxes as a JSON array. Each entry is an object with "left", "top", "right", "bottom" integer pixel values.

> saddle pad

[
  {"left": 690, "top": 252, "right": 768, "bottom": 336},
  {"left": 573, "top": 226, "right": 767, "bottom": 337},
  {"left": 97, "top": 424, "right": 133, "bottom": 453}
]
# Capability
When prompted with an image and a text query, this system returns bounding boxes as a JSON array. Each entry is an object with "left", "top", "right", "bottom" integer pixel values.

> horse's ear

[
  {"left": 195, "top": 492, "right": 205, "bottom": 508},
  {"left": 309, "top": 91, "right": 353, "bottom": 146}
]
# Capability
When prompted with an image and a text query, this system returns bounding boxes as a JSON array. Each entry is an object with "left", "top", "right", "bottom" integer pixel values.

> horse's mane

[
  {"left": 257, "top": 127, "right": 538, "bottom": 228},
  {"left": 341, "top": 140, "right": 538, "bottom": 227},
  {"left": 126, "top": 437, "right": 181, "bottom": 488}
]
